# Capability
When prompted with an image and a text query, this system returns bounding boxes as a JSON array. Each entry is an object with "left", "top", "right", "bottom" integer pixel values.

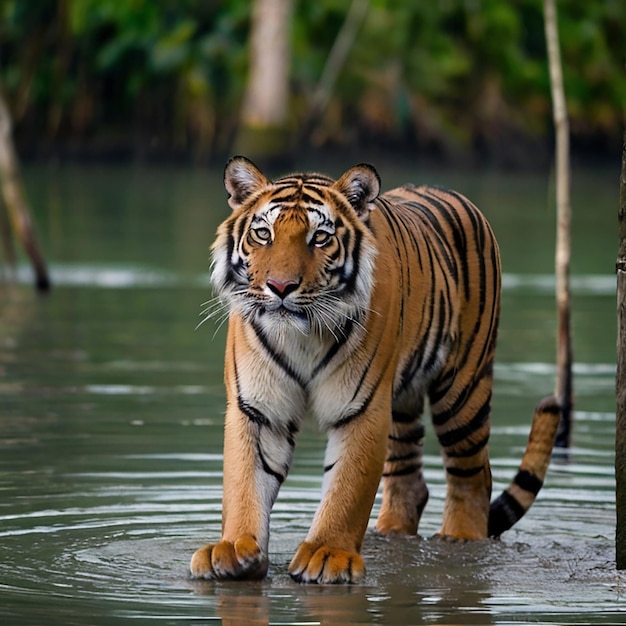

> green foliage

[{"left": 0, "top": 0, "right": 623, "bottom": 160}]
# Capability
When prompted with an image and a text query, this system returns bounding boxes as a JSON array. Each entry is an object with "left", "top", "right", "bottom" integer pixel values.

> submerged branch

[{"left": 0, "top": 90, "right": 50, "bottom": 291}]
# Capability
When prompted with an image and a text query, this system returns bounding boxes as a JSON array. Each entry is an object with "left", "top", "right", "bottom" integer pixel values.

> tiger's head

[{"left": 210, "top": 156, "right": 381, "bottom": 338}]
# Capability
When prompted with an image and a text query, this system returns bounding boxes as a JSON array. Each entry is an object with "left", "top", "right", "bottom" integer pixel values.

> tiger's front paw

[
  {"left": 288, "top": 541, "right": 365, "bottom": 584},
  {"left": 189, "top": 535, "right": 268, "bottom": 580}
]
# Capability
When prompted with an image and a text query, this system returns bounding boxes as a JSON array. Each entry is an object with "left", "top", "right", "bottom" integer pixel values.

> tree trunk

[
  {"left": 544, "top": 0, "right": 572, "bottom": 447},
  {"left": 234, "top": 0, "right": 293, "bottom": 163},
  {"left": 0, "top": 190, "right": 17, "bottom": 274},
  {"left": 616, "top": 131, "right": 626, "bottom": 569},
  {"left": 0, "top": 91, "right": 50, "bottom": 291}
]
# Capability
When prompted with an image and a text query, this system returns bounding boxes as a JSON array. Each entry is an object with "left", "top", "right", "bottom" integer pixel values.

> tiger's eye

[
  {"left": 312, "top": 230, "right": 331, "bottom": 247},
  {"left": 250, "top": 227, "right": 271, "bottom": 245}
]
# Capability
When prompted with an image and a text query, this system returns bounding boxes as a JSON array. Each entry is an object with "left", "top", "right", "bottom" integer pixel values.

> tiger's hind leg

[
  {"left": 376, "top": 400, "right": 429, "bottom": 536},
  {"left": 430, "top": 370, "right": 494, "bottom": 540}
]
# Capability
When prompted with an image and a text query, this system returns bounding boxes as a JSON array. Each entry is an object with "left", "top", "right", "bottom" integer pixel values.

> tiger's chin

[
  {"left": 224, "top": 298, "right": 311, "bottom": 334},
  {"left": 231, "top": 296, "right": 364, "bottom": 341},
  {"left": 254, "top": 306, "right": 313, "bottom": 336}
]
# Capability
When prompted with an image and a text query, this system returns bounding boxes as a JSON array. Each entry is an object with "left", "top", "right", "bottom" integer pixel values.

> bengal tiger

[{"left": 189, "top": 156, "right": 560, "bottom": 584}]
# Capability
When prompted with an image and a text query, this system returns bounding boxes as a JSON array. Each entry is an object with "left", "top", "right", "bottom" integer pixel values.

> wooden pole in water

[
  {"left": 543, "top": 0, "right": 573, "bottom": 447},
  {"left": 0, "top": 90, "right": 50, "bottom": 291},
  {"left": 616, "top": 130, "right": 626, "bottom": 569}
]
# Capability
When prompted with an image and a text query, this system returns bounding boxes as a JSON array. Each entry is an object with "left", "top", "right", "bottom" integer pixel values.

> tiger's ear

[
  {"left": 224, "top": 156, "right": 269, "bottom": 210},
  {"left": 333, "top": 164, "right": 381, "bottom": 218}
]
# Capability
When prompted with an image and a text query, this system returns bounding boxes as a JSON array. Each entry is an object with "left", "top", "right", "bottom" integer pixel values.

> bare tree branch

[
  {"left": 543, "top": 0, "right": 572, "bottom": 447},
  {"left": 309, "top": 0, "right": 370, "bottom": 122},
  {"left": 0, "top": 90, "right": 50, "bottom": 291}
]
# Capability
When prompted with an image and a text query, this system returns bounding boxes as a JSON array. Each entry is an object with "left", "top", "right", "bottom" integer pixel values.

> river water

[{"left": 0, "top": 161, "right": 622, "bottom": 624}]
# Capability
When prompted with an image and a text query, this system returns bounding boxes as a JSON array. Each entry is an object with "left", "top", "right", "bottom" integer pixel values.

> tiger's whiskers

[
  {"left": 196, "top": 292, "right": 235, "bottom": 335},
  {"left": 307, "top": 295, "right": 369, "bottom": 340}
]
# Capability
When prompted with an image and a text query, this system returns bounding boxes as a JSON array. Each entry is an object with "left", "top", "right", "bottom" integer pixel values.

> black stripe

[
  {"left": 397, "top": 250, "right": 438, "bottom": 390},
  {"left": 380, "top": 197, "right": 413, "bottom": 277},
  {"left": 445, "top": 433, "right": 489, "bottom": 459},
  {"left": 334, "top": 399, "right": 371, "bottom": 429},
  {"left": 436, "top": 397, "right": 491, "bottom": 449},
  {"left": 308, "top": 208, "right": 331, "bottom": 225},
  {"left": 312, "top": 319, "right": 355, "bottom": 376},
  {"left": 488, "top": 491, "right": 526, "bottom": 537},
  {"left": 239, "top": 398, "right": 299, "bottom": 447},
  {"left": 430, "top": 368, "right": 488, "bottom": 427},
  {"left": 234, "top": 354, "right": 290, "bottom": 485},
  {"left": 392, "top": 411, "right": 416, "bottom": 424},
  {"left": 429, "top": 366, "right": 457, "bottom": 404},
  {"left": 383, "top": 199, "right": 425, "bottom": 271},
  {"left": 435, "top": 189, "right": 474, "bottom": 299},
  {"left": 386, "top": 451, "right": 420, "bottom": 463},
  {"left": 397, "top": 340, "right": 428, "bottom": 393},
  {"left": 237, "top": 397, "right": 288, "bottom": 483},
  {"left": 389, "top": 424, "right": 425, "bottom": 444},
  {"left": 286, "top": 419, "right": 299, "bottom": 447},
  {"left": 459, "top": 207, "right": 498, "bottom": 379},
  {"left": 403, "top": 199, "right": 457, "bottom": 280},
  {"left": 250, "top": 319, "right": 307, "bottom": 387},
  {"left": 513, "top": 469, "right": 543, "bottom": 495},
  {"left": 327, "top": 245, "right": 342, "bottom": 263},
  {"left": 236, "top": 213, "right": 249, "bottom": 245},
  {"left": 440, "top": 190, "right": 499, "bottom": 382},
  {"left": 413, "top": 243, "right": 443, "bottom": 372},
  {"left": 445, "top": 464, "right": 484, "bottom": 478},
  {"left": 383, "top": 464, "right": 420, "bottom": 478},
  {"left": 415, "top": 188, "right": 468, "bottom": 273},
  {"left": 422, "top": 291, "right": 449, "bottom": 373},
  {"left": 377, "top": 198, "right": 408, "bottom": 250},
  {"left": 346, "top": 332, "right": 386, "bottom": 407},
  {"left": 332, "top": 358, "right": 386, "bottom": 429},
  {"left": 377, "top": 200, "right": 425, "bottom": 326},
  {"left": 269, "top": 191, "right": 298, "bottom": 204},
  {"left": 339, "top": 228, "right": 362, "bottom": 295},
  {"left": 258, "top": 446, "right": 286, "bottom": 484},
  {"left": 238, "top": 397, "right": 270, "bottom": 427},
  {"left": 223, "top": 218, "right": 249, "bottom": 288},
  {"left": 225, "top": 220, "right": 235, "bottom": 271},
  {"left": 302, "top": 192, "right": 324, "bottom": 205}
]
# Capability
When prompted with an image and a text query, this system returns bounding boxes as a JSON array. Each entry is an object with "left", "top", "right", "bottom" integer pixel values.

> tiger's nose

[{"left": 266, "top": 278, "right": 299, "bottom": 298}]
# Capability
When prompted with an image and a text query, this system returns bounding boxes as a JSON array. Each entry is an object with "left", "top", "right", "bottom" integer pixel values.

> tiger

[{"left": 189, "top": 156, "right": 560, "bottom": 584}]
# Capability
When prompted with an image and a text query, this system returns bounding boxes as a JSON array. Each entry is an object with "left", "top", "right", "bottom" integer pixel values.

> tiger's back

[
  {"left": 190, "top": 157, "right": 559, "bottom": 584},
  {"left": 374, "top": 183, "right": 501, "bottom": 404},
  {"left": 366, "top": 183, "right": 502, "bottom": 539}
]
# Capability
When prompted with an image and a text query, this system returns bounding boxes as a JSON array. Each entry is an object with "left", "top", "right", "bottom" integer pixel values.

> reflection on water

[
  {"left": 14, "top": 262, "right": 620, "bottom": 294},
  {"left": 0, "top": 164, "right": 624, "bottom": 624}
]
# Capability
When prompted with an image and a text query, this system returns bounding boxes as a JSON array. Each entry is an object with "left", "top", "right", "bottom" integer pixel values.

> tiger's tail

[{"left": 488, "top": 396, "right": 560, "bottom": 537}]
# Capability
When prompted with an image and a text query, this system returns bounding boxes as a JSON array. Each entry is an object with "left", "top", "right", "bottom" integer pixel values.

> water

[{"left": 0, "top": 162, "right": 622, "bottom": 624}]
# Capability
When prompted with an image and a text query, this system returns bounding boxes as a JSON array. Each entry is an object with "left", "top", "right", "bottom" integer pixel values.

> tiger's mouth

[{"left": 258, "top": 301, "right": 307, "bottom": 321}]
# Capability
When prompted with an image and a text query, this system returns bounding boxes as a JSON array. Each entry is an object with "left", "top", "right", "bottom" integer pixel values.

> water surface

[{"left": 0, "top": 162, "right": 622, "bottom": 624}]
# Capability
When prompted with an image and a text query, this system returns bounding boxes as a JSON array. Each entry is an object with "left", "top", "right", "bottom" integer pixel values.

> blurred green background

[{"left": 1, "top": 0, "right": 624, "bottom": 166}]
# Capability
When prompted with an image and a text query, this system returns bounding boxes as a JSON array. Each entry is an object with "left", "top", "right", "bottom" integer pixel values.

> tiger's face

[{"left": 210, "top": 157, "right": 381, "bottom": 338}]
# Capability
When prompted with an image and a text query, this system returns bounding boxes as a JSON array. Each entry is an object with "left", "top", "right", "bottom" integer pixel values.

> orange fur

[{"left": 189, "top": 157, "right": 558, "bottom": 583}]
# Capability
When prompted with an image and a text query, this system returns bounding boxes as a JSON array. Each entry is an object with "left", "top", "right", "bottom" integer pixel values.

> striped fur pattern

[{"left": 189, "top": 156, "right": 559, "bottom": 584}]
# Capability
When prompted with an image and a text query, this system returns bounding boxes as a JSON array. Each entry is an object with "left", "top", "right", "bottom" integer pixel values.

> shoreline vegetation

[
  {"left": 11, "top": 131, "right": 620, "bottom": 172},
  {"left": 1, "top": 1, "right": 624, "bottom": 168}
]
